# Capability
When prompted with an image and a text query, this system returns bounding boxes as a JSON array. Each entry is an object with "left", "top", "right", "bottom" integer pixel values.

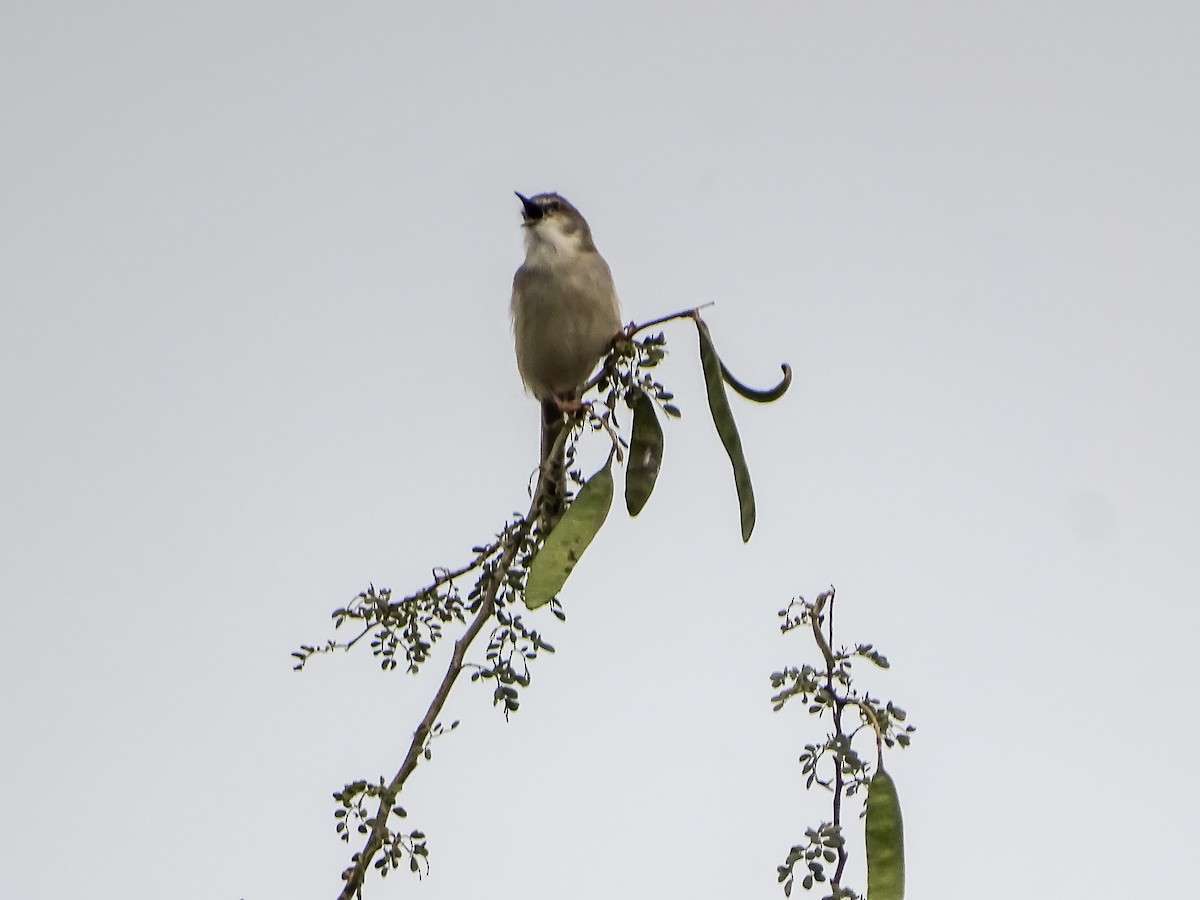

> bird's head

[{"left": 515, "top": 191, "right": 596, "bottom": 258}]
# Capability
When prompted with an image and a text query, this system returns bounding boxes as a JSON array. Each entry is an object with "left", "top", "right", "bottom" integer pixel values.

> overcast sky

[{"left": 3, "top": 2, "right": 1198, "bottom": 898}]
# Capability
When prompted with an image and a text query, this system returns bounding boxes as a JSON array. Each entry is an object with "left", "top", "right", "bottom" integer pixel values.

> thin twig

[
  {"left": 625, "top": 301, "right": 715, "bottom": 339},
  {"left": 849, "top": 698, "right": 886, "bottom": 768},
  {"left": 310, "top": 537, "right": 512, "bottom": 659},
  {"left": 586, "top": 403, "right": 624, "bottom": 459},
  {"left": 808, "top": 591, "right": 837, "bottom": 673},
  {"left": 580, "top": 303, "right": 714, "bottom": 399},
  {"left": 425, "top": 537, "right": 508, "bottom": 589}
]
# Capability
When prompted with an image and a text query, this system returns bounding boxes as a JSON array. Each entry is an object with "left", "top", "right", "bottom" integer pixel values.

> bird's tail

[{"left": 537, "top": 397, "right": 568, "bottom": 526}]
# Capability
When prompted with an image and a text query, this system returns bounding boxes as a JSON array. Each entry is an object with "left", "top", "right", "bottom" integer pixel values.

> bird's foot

[{"left": 553, "top": 396, "right": 589, "bottom": 416}]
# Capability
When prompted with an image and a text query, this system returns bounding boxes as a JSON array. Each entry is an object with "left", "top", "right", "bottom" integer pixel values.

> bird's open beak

[{"left": 515, "top": 192, "right": 543, "bottom": 221}]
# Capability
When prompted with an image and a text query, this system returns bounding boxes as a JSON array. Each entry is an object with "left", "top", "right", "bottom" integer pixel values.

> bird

[{"left": 510, "top": 191, "right": 623, "bottom": 524}]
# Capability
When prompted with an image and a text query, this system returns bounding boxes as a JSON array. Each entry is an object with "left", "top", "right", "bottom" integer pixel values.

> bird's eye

[{"left": 545, "top": 199, "right": 560, "bottom": 212}]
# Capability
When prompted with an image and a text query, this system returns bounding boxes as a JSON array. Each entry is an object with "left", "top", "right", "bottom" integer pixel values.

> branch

[
  {"left": 818, "top": 593, "right": 852, "bottom": 892},
  {"left": 293, "top": 536, "right": 512, "bottom": 668},
  {"left": 323, "top": 307, "right": 699, "bottom": 894},
  {"left": 336, "top": 502, "right": 537, "bottom": 898}
]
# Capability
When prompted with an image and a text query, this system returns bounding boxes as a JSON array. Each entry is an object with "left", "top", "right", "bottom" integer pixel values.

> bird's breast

[{"left": 511, "top": 255, "right": 621, "bottom": 399}]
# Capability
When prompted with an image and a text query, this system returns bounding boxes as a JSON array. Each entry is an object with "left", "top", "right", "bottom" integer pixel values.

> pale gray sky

[{"left": 3, "top": 2, "right": 1198, "bottom": 898}]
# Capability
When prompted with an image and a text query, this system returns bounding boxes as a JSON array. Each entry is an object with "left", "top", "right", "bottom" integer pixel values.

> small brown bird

[{"left": 510, "top": 192, "right": 622, "bottom": 521}]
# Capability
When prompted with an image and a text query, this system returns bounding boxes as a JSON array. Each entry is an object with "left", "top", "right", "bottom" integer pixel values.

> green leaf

[
  {"left": 525, "top": 461, "right": 614, "bottom": 609},
  {"left": 695, "top": 317, "right": 755, "bottom": 541},
  {"left": 865, "top": 766, "right": 905, "bottom": 900},
  {"left": 625, "top": 388, "right": 664, "bottom": 516}
]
